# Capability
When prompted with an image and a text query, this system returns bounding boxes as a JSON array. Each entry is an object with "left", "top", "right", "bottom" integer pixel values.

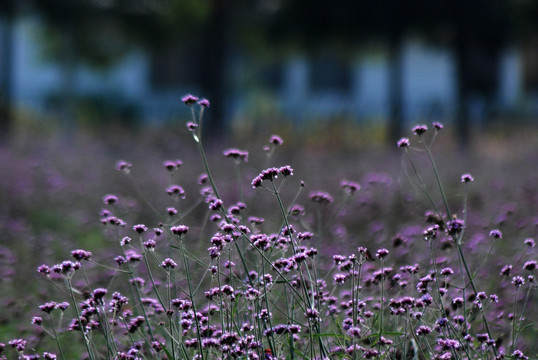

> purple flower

[
  {"left": 500, "top": 265, "right": 512, "bottom": 276},
  {"left": 511, "top": 276, "right": 525, "bottom": 287},
  {"left": 31, "top": 316, "right": 43, "bottom": 325},
  {"left": 376, "top": 248, "right": 389, "bottom": 259},
  {"left": 161, "top": 258, "right": 178, "bottom": 270},
  {"left": 310, "top": 191, "right": 333, "bottom": 204},
  {"left": 181, "top": 94, "right": 199, "bottom": 105},
  {"left": 446, "top": 219, "right": 465, "bottom": 235},
  {"left": 103, "top": 194, "right": 118, "bottom": 205},
  {"left": 166, "top": 185, "right": 186, "bottom": 198},
  {"left": 133, "top": 224, "right": 148, "bottom": 234},
  {"left": 92, "top": 288, "right": 108, "bottom": 302},
  {"left": 171, "top": 225, "right": 189, "bottom": 236},
  {"left": 340, "top": 180, "right": 360, "bottom": 194},
  {"left": 71, "top": 249, "right": 92, "bottom": 261},
  {"left": 433, "top": 122, "right": 444, "bottom": 131},
  {"left": 223, "top": 149, "right": 249, "bottom": 162},
  {"left": 397, "top": 137, "right": 410, "bottom": 148},
  {"left": 412, "top": 124, "right": 428, "bottom": 136},
  {"left": 489, "top": 229, "right": 502, "bottom": 239},
  {"left": 143, "top": 239, "right": 156, "bottom": 249},
  {"left": 461, "top": 173, "right": 474, "bottom": 183},
  {"left": 8, "top": 339, "right": 27, "bottom": 352},
  {"left": 115, "top": 160, "right": 132, "bottom": 174},
  {"left": 39, "top": 301, "right": 57, "bottom": 313},
  {"left": 523, "top": 260, "right": 536, "bottom": 271},
  {"left": 269, "top": 135, "right": 283, "bottom": 146},
  {"left": 198, "top": 98, "right": 210, "bottom": 107},
  {"left": 186, "top": 122, "right": 198, "bottom": 131},
  {"left": 524, "top": 238, "right": 535, "bottom": 247}
]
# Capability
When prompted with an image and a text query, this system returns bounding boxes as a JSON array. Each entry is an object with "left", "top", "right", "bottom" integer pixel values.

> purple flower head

[
  {"left": 103, "top": 194, "right": 118, "bottom": 205},
  {"left": 278, "top": 165, "right": 294, "bottom": 177},
  {"left": 182, "top": 94, "right": 199, "bottom": 105},
  {"left": 186, "top": 122, "right": 198, "bottom": 131},
  {"left": 500, "top": 264, "right": 512, "bottom": 276},
  {"left": 340, "top": 180, "right": 360, "bottom": 195},
  {"left": 523, "top": 260, "right": 536, "bottom": 271},
  {"left": 37, "top": 264, "right": 51, "bottom": 275},
  {"left": 161, "top": 258, "right": 178, "bottom": 270},
  {"left": 133, "top": 224, "right": 148, "bottom": 234},
  {"left": 166, "top": 185, "right": 186, "bottom": 199},
  {"left": 269, "top": 135, "right": 283, "bottom": 146},
  {"left": 92, "top": 288, "right": 108, "bottom": 302},
  {"left": 446, "top": 219, "right": 465, "bottom": 235},
  {"left": 39, "top": 302, "right": 57, "bottom": 313},
  {"left": 511, "top": 276, "right": 525, "bottom": 287},
  {"left": 461, "top": 173, "right": 474, "bottom": 183},
  {"left": 163, "top": 160, "right": 178, "bottom": 172},
  {"left": 171, "top": 225, "right": 189, "bottom": 236},
  {"left": 223, "top": 149, "right": 249, "bottom": 163},
  {"left": 489, "top": 229, "right": 502, "bottom": 239},
  {"left": 56, "top": 302, "right": 69, "bottom": 311},
  {"left": 397, "top": 137, "right": 410, "bottom": 148},
  {"left": 143, "top": 239, "right": 156, "bottom": 249},
  {"left": 433, "top": 122, "right": 444, "bottom": 131},
  {"left": 71, "top": 249, "right": 92, "bottom": 261},
  {"left": 116, "top": 160, "right": 132, "bottom": 174},
  {"left": 310, "top": 191, "right": 333, "bottom": 204},
  {"left": 198, "top": 98, "right": 210, "bottom": 108},
  {"left": 8, "top": 339, "right": 27, "bottom": 352},
  {"left": 524, "top": 238, "right": 535, "bottom": 247},
  {"left": 412, "top": 124, "right": 428, "bottom": 136},
  {"left": 31, "top": 316, "right": 43, "bottom": 325},
  {"left": 43, "top": 353, "right": 57, "bottom": 360},
  {"left": 120, "top": 236, "right": 131, "bottom": 246},
  {"left": 376, "top": 248, "right": 389, "bottom": 259},
  {"left": 416, "top": 325, "right": 432, "bottom": 336}
]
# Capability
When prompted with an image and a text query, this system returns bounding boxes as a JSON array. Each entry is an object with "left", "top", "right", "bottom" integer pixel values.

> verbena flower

[
  {"left": 412, "top": 124, "right": 428, "bottom": 136},
  {"left": 181, "top": 94, "right": 199, "bottom": 105},
  {"left": 397, "top": 137, "right": 410, "bottom": 148}
]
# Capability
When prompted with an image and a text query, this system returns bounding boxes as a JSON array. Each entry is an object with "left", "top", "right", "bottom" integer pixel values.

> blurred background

[{"left": 1, "top": 0, "right": 538, "bottom": 146}]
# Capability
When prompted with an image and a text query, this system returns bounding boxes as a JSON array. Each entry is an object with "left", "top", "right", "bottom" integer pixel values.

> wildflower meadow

[{"left": 0, "top": 96, "right": 536, "bottom": 360}]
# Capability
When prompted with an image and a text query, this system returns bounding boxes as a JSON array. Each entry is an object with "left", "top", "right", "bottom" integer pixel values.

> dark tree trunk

[
  {"left": 388, "top": 36, "right": 404, "bottom": 145},
  {"left": 200, "top": 0, "right": 230, "bottom": 139},
  {"left": 0, "top": 1, "right": 15, "bottom": 142}
]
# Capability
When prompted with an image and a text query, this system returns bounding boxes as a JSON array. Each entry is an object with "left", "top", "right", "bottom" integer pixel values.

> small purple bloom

[
  {"left": 161, "top": 258, "right": 178, "bottom": 270},
  {"left": 511, "top": 276, "right": 525, "bottom": 287},
  {"left": 198, "top": 98, "right": 210, "bottom": 107},
  {"left": 461, "top": 173, "right": 474, "bottom": 183},
  {"left": 376, "top": 248, "right": 389, "bottom": 259},
  {"left": 171, "top": 225, "right": 189, "bottom": 236},
  {"left": 412, "top": 124, "right": 428, "bottom": 136},
  {"left": 433, "top": 121, "right": 444, "bottom": 131},
  {"left": 116, "top": 160, "right": 132, "bottom": 174},
  {"left": 182, "top": 94, "right": 199, "bottom": 105},
  {"left": 397, "top": 137, "right": 410, "bottom": 148},
  {"left": 489, "top": 229, "right": 502, "bottom": 239},
  {"left": 103, "top": 194, "right": 118, "bottom": 205},
  {"left": 269, "top": 135, "right": 283, "bottom": 146},
  {"left": 310, "top": 191, "right": 333, "bottom": 204}
]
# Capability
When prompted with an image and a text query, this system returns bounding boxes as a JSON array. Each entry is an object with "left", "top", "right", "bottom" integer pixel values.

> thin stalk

[
  {"left": 49, "top": 314, "right": 66, "bottom": 360},
  {"left": 66, "top": 278, "right": 95, "bottom": 360}
]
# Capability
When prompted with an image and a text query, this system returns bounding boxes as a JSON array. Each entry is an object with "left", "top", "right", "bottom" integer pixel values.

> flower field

[{"left": 0, "top": 101, "right": 536, "bottom": 359}]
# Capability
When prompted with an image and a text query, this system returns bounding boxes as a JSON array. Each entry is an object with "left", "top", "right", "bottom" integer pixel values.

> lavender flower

[
  {"left": 397, "top": 137, "right": 410, "bottom": 148},
  {"left": 412, "top": 124, "right": 428, "bottom": 136},
  {"left": 198, "top": 98, "right": 210, "bottom": 108},
  {"left": 461, "top": 173, "right": 474, "bottom": 183},
  {"left": 269, "top": 135, "right": 283, "bottom": 146},
  {"left": 181, "top": 94, "right": 199, "bottom": 105}
]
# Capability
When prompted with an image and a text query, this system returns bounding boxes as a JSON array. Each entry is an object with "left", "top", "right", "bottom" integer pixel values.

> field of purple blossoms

[{"left": 0, "top": 100, "right": 537, "bottom": 360}]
